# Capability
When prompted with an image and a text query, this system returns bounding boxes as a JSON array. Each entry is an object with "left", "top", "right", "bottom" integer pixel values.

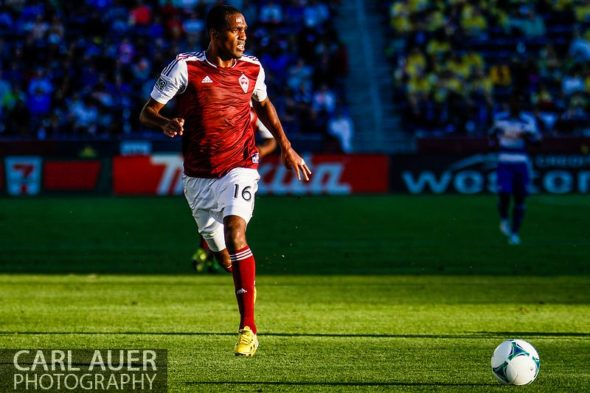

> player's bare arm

[
  {"left": 253, "top": 98, "right": 311, "bottom": 181},
  {"left": 139, "top": 98, "right": 185, "bottom": 138},
  {"left": 257, "top": 138, "right": 277, "bottom": 158}
]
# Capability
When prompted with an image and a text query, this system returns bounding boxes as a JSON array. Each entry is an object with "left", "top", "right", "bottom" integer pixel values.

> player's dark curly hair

[{"left": 206, "top": 5, "right": 241, "bottom": 34}]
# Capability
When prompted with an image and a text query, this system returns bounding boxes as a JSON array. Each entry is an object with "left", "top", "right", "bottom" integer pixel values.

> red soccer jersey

[{"left": 150, "top": 51, "right": 268, "bottom": 178}]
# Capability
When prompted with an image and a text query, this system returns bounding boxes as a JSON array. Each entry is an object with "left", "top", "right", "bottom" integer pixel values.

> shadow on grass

[
  {"left": 1, "top": 331, "right": 588, "bottom": 338},
  {"left": 478, "top": 331, "right": 590, "bottom": 337},
  {"left": 183, "top": 381, "right": 495, "bottom": 387}
]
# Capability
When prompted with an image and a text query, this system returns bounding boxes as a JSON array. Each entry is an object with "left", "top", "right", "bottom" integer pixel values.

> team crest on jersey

[
  {"left": 252, "top": 152, "right": 260, "bottom": 164},
  {"left": 239, "top": 74, "right": 249, "bottom": 93},
  {"left": 155, "top": 77, "right": 167, "bottom": 91}
]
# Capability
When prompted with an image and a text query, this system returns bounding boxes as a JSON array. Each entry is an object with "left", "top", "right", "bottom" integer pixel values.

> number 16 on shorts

[
  {"left": 234, "top": 184, "right": 253, "bottom": 201},
  {"left": 221, "top": 168, "right": 260, "bottom": 222}
]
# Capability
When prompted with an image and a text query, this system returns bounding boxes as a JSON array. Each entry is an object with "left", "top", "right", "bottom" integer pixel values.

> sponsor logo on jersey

[
  {"left": 155, "top": 77, "right": 167, "bottom": 91},
  {"left": 239, "top": 74, "right": 249, "bottom": 93},
  {"left": 201, "top": 75, "right": 213, "bottom": 84}
]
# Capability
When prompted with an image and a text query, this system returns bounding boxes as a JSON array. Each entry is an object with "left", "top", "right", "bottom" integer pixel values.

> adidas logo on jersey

[{"left": 201, "top": 75, "right": 213, "bottom": 84}]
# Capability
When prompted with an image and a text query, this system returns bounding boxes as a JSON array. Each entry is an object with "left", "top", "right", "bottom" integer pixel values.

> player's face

[{"left": 218, "top": 13, "right": 247, "bottom": 59}]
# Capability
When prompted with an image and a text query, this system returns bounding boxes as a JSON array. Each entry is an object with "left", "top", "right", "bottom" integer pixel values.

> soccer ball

[{"left": 491, "top": 339, "right": 540, "bottom": 385}]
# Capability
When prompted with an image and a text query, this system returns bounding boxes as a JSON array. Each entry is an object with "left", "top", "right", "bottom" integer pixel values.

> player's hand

[
  {"left": 282, "top": 147, "right": 312, "bottom": 182},
  {"left": 163, "top": 118, "right": 184, "bottom": 137}
]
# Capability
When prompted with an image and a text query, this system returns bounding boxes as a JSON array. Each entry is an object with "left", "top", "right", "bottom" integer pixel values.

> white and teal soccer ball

[{"left": 491, "top": 339, "right": 540, "bottom": 385}]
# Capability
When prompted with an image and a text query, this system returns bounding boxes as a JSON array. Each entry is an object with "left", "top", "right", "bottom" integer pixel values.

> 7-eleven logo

[
  {"left": 5, "top": 156, "right": 42, "bottom": 196},
  {"left": 151, "top": 155, "right": 183, "bottom": 195}
]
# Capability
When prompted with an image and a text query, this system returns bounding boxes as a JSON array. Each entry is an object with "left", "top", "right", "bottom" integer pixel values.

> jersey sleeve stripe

[
  {"left": 239, "top": 55, "right": 261, "bottom": 65},
  {"left": 163, "top": 59, "right": 180, "bottom": 76}
]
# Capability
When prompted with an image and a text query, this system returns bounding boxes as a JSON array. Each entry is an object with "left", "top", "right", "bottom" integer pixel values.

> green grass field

[{"left": 1, "top": 195, "right": 589, "bottom": 392}]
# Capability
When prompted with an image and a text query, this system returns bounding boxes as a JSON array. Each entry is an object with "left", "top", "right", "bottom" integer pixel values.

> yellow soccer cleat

[
  {"left": 234, "top": 326, "right": 259, "bottom": 357},
  {"left": 191, "top": 248, "right": 209, "bottom": 273}
]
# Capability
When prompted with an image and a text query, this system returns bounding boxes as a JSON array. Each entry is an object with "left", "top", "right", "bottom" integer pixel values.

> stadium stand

[
  {"left": 384, "top": 0, "right": 590, "bottom": 137},
  {"left": 0, "top": 0, "right": 348, "bottom": 152}
]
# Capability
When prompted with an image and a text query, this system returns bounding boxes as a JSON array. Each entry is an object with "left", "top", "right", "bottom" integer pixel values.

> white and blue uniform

[{"left": 490, "top": 112, "right": 540, "bottom": 194}]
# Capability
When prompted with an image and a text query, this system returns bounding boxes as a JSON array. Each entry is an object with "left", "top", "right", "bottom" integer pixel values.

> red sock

[
  {"left": 230, "top": 246, "right": 256, "bottom": 334},
  {"left": 199, "top": 236, "right": 209, "bottom": 251}
]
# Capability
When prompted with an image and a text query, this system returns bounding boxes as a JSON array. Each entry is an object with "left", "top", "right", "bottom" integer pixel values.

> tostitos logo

[{"left": 112, "top": 154, "right": 390, "bottom": 195}]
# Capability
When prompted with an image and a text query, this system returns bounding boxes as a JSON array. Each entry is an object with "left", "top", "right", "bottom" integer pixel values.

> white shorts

[{"left": 183, "top": 167, "right": 260, "bottom": 252}]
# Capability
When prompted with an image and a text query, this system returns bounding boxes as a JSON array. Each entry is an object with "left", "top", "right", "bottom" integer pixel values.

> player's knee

[
  {"left": 224, "top": 229, "right": 247, "bottom": 252},
  {"left": 223, "top": 217, "right": 247, "bottom": 251}
]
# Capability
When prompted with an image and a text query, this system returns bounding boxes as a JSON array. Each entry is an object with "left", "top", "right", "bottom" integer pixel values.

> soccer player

[
  {"left": 139, "top": 4, "right": 311, "bottom": 357},
  {"left": 251, "top": 110, "right": 279, "bottom": 158},
  {"left": 489, "top": 94, "right": 541, "bottom": 245},
  {"left": 192, "top": 109, "right": 277, "bottom": 274}
]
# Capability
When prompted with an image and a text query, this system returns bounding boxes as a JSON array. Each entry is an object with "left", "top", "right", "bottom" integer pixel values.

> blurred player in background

[
  {"left": 489, "top": 94, "right": 541, "bottom": 245},
  {"left": 192, "top": 107, "right": 277, "bottom": 273},
  {"left": 139, "top": 4, "right": 311, "bottom": 357}
]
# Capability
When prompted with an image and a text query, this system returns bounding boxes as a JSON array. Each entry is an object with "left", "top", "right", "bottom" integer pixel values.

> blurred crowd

[
  {"left": 386, "top": 0, "right": 590, "bottom": 136},
  {"left": 0, "top": 0, "right": 350, "bottom": 151}
]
